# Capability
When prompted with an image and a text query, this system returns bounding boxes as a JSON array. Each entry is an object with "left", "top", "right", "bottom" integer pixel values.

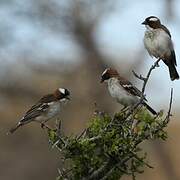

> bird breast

[
  {"left": 47, "top": 101, "right": 61, "bottom": 118},
  {"left": 108, "top": 78, "right": 138, "bottom": 107},
  {"left": 35, "top": 101, "right": 61, "bottom": 122},
  {"left": 144, "top": 29, "right": 172, "bottom": 58}
]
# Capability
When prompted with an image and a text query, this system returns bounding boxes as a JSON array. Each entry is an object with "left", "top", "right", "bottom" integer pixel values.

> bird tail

[
  {"left": 163, "top": 50, "right": 179, "bottom": 81},
  {"left": 168, "top": 64, "right": 179, "bottom": 81},
  {"left": 142, "top": 102, "right": 157, "bottom": 115},
  {"left": 8, "top": 123, "right": 22, "bottom": 134}
]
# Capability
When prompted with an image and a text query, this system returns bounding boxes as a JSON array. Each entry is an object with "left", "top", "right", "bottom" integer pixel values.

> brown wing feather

[
  {"left": 20, "top": 94, "right": 55, "bottom": 123},
  {"left": 160, "top": 24, "right": 171, "bottom": 38},
  {"left": 118, "top": 77, "right": 142, "bottom": 98}
]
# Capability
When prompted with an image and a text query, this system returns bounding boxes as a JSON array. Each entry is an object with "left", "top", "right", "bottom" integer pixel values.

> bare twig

[
  {"left": 134, "top": 88, "right": 173, "bottom": 148},
  {"left": 128, "top": 58, "right": 161, "bottom": 116},
  {"left": 77, "top": 128, "right": 87, "bottom": 139},
  {"left": 132, "top": 152, "right": 153, "bottom": 169},
  {"left": 84, "top": 160, "right": 114, "bottom": 180},
  {"left": 133, "top": 58, "right": 161, "bottom": 93},
  {"left": 141, "top": 58, "right": 161, "bottom": 94},
  {"left": 40, "top": 122, "right": 54, "bottom": 131},
  {"left": 93, "top": 154, "right": 135, "bottom": 180},
  {"left": 165, "top": 88, "right": 173, "bottom": 123},
  {"left": 132, "top": 70, "right": 146, "bottom": 81},
  {"left": 56, "top": 119, "right": 62, "bottom": 137},
  {"left": 57, "top": 168, "right": 71, "bottom": 180}
]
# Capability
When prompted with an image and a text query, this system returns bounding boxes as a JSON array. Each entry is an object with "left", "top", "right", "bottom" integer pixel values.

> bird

[
  {"left": 101, "top": 68, "right": 157, "bottom": 115},
  {"left": 9, "top": 88, "right": 70, "bottom": 134},
  {"left": 142, "top": 16, "right": 179, "bottom": 81}
]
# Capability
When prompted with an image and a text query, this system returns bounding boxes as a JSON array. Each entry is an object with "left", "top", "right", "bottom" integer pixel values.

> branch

[
  {"left": 165, "top": 88, "right": 173, "bottom": 123},
  {"left": 130, "top": 58, "right": 161, "bottom": 114},
  {"left": 96, "top": 155, "right": 135, "bottom": 180},
  {"left": 141, "top": 58, "right": 161, "bottom": 94},
  {"left": 134, "top": 88, "right": 173, "bottom": 147},
  {"left": 84, "top": 160, "right": 114, "bottom": 180},
  {"left": 133, "top": 58, "right": 161, "bottom": 94}
]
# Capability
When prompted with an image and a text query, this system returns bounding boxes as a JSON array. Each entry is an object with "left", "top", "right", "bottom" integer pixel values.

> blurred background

[{"left": 0, "top": 0, "right": 180, "bottom": 179}]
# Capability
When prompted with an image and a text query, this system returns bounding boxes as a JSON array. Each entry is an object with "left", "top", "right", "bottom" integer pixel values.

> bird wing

[
  {"left": 160, "top": 26, "right": 177, "bottom": 67},
  {"left": 163, "top": 26, "right": 177, "bottom": 66},
  {"left": 20, "top": 94, "right": 56, "bottom": 123},
  {"left": 160, "top": 24, "right": 171, "bottom": 38},
  {"left": 118, "top": 77, "right": 145, "bottom": 99},
  {"left": 163, "top": 48, "right": 177, "bottom": 67}
]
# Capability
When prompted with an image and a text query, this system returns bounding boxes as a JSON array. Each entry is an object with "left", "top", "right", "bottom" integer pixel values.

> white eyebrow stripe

[
  {"left": 47, "top": 102, "right": 54, "bottom": 105},
  {"left": 123, "top": 84, "right": 132, "bottom": 88},
  {"left": 59, "top": 88, "right": 65, "bottom": 94},
  {"left": 102, "top": 69, "right": 109, "bottom": 76},
  {"left": 149, "top": 17, "right": 158, "bottom": 21}
]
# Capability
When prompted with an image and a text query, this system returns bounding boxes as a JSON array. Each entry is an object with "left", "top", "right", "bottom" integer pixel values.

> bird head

[
  {"left": 142, "top": 16, "right": 161, "bottom": 29},
  {"left": 101, "top": 68, "right": 119, "bottom": 83},
  {"left": 54, "top": 88, "right": 70, "bottom": 102}
]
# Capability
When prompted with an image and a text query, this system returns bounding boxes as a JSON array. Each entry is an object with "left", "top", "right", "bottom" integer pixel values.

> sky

[{"left": 0, "top": 0, "right": 179, "bottom": 113}]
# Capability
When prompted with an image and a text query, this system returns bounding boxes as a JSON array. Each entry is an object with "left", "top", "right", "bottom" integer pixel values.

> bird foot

[
  {"left": 41, "top": 123, "right": 45, "bottom": 129},
  {"left": 41, "top": 123, "right": 53, "bottom": 131},
  {"left": 155, "top": 61, "right": 160, "bottom": 67},
  {"left": 121, "top": 107, "right": 129, "bottom": 113}
]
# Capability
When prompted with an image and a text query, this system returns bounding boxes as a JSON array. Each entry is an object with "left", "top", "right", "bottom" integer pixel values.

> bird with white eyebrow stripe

[
  {"left": 142, "top": 16, "right": 179, "bottom": 81},
  {"left": 101, "top": 68, "right": 157, "bottom": 115},
  {"left": 9, "top": 88, "right": 70, "bottom": 133}
]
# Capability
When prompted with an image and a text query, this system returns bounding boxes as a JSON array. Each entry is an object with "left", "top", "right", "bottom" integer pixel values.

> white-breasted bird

[
  {"left": 101, "top": 68, "right": 157, "bottom": 115},
  {"left": 9, "top": 88, "right": 70, "bottom": 134},
  {"left": 142, "top": 16, "right": 179, "bottom": 81}
]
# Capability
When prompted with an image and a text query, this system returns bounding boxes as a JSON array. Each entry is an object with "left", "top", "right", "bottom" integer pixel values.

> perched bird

[
  {"left": 9, "top": 88, "right": 70, "bottom": 134},
  {"left": 101, "top": 68, "right": 157, "bottom": 115},
  {"left": 142, "top": 16, "right": 179, "bottom": 81}
]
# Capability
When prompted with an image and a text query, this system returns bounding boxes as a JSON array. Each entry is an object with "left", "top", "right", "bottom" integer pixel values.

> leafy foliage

[{"left": 46, "top": 107, "right": 170, "bottom": 180}]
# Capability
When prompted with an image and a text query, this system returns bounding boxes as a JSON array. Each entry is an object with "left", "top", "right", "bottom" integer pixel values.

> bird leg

[
  {"left": 39, "top": 121, "right": 54, "bottom": 131},
  {"left": 56, "top": 118, "right": 62, "bottom": 137},
  {"left": 40, "top": 123, "right": 51, "bottom": 130},
  {"left": 121, "top": 106, "right": 130, "bottom": 113},
  {"left": 155, "top": 58, "right": 161, "bottom": 67}
]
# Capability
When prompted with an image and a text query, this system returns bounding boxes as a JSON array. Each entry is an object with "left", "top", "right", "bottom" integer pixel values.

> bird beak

[
  {"left": 66, "top": 96, "right": 71, "bottom": 100},
  {"left": 100, "top": 78, "right": 104, "bottom": 83},
  {"left": 141, "top": 21, "right": 147, "bottom": 25}
]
